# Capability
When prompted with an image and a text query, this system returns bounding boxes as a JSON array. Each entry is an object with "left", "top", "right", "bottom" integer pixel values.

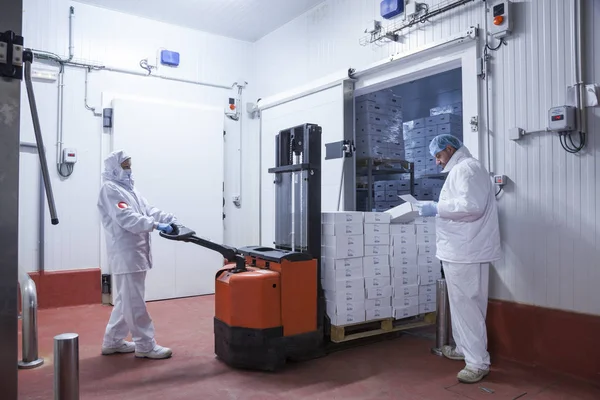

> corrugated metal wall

[{"left": 255, "top": 0, "right": 600, "bottom": 316}]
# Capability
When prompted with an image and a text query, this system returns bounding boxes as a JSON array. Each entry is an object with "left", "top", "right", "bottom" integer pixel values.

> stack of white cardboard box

[{"left": 322, "top": 205, "right": 441, "bottom": 326}]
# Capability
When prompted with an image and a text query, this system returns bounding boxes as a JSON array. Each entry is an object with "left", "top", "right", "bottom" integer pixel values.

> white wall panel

[
  {"left": 19, "top": 0, "right": 257, "bottom": 274},
  {"left": 254, "top": 0, "right": 600, "bottom": 316}
]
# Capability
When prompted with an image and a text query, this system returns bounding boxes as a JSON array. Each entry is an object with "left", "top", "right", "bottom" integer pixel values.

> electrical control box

[
  {"left": 62, "top": 148, "right": 77, "bottom": 164},
  {"left": 493, "top": 175, "right": 507, "bottom": 187},
  {"left": 380, "top": 0, "right": 404, "bottom": 19},
  {"left": 225, "top": 97, "right": 239, "bottom": 119},
  {"left": 490, "top": 0, "right": 513, "bottom": 39},
  {"left": 548, "top": 106, "right": 576, "bottom": 132}
]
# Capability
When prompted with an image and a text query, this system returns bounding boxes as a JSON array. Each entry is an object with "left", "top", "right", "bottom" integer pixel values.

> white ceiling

[{"left": 73, "top": 0, "right": 326, "bottom": 42}]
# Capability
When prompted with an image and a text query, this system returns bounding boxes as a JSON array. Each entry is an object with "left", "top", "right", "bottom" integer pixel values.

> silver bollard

[
  {"left": 431, "top": 278, "right": 451, "bottom": 356},
  {"left": 54, "top": 333, "right": 79, "bottom": 400},
  {"left": 18, "top": 272, "right": 44, "bottom": 369}
]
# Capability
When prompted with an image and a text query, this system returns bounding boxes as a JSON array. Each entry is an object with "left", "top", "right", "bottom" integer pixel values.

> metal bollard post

[
  {"left": 54, "top": 333, "right": 79, "bottom": 400},
  {"left": 431, "top": 278, "right": 451, "bottom": 356},
  {"left": 18, "top": 272, "right": 44, "bottom": 369}
]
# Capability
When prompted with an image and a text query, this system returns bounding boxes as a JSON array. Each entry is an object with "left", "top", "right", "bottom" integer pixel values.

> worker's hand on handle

[
  {"left": 416, "top": 201, "right": 438, "bottom": 217},
  {"left": 156, "top": 223, "right": 174, "bottom": 234}
]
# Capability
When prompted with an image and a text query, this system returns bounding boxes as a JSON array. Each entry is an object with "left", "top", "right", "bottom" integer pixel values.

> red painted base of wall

[
  {"left": 26, "top": 268, "right": 102, "bottom": 309},
  {"left": 487, "top": 299, "right": 600, "bottom": 384}
]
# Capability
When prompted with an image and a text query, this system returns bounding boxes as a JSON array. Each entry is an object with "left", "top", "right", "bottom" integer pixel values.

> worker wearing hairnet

[
  {"left": 98, "top": 150, "right": 177, "bottom": 360},
  {"left": 417, "top": 134, "right": 501, "bottom": 384}
]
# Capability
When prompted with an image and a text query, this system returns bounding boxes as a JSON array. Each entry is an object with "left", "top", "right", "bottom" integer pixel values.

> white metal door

[
  {"left": 258, "top": 81, "right": 354, "bottom": 247},
  {"left": 110, "top": 96, "right": 225, "bottom": 301}
]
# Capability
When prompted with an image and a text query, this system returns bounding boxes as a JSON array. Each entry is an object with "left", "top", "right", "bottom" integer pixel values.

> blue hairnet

[{"left": 429, "top": 134, "right": 463, "bottom": 157}]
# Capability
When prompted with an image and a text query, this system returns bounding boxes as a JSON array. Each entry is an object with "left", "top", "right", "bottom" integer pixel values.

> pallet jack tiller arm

[{"left": 159, "top": 223, "right": 247, "bottom": 273}]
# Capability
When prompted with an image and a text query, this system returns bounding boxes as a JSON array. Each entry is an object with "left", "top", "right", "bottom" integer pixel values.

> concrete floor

[{"left": 18, "top": 295, "right": 600, "bottom": 399}]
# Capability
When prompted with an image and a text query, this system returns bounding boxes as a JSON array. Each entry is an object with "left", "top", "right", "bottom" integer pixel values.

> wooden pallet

[{"left": 330, "top": 312, "right": 436, "bottom": 343}]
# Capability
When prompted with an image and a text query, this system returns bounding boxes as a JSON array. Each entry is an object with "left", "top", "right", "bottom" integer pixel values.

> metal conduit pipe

[{"left": 17, "top": 271, "right": 44, "bottom": 369}]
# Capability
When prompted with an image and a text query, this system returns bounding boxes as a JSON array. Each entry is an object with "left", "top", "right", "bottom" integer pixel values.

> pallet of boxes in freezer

[{"left": 321, "top": 211, "right": 440, "bottom": 344}]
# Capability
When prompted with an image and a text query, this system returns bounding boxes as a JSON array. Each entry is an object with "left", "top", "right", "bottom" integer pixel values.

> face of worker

[
  {"left": 121, "top": 158, "right": 131, "bottom": 170},
  {"left": 434, "top": 145, "right": 456, "bottom": 168}
]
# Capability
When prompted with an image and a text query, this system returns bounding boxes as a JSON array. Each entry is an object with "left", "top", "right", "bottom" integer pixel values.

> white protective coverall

[
  {"left": 436, "top": 145, "right": 501, "bottom": 371},
  {"left": 98, "top": 150, "right": 176, "bottom": 353}
]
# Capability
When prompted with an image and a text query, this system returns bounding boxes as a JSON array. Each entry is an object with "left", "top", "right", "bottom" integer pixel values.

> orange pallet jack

[{"left": 161, "top": 124, "right": 328, "bottom": 371}]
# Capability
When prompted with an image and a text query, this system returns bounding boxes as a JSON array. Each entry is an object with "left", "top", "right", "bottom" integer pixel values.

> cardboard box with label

[
  {"left": 325, "top": 288, "right": 366, "bottom": 303},
  {"left": 364, "top": 232, "right": 391, "bottom": 246},
  {"left": 390, "top": 223, "right": 415, "bottom": 235},
  {"left": 419, "top": 292, "right": 436, "bottom": 304},
  {"left": 322, "top": 256, "right": 363, "bottom": 271},
  {"left": 393, "top": 274, "right": 419, "bottom": 287},
  {"left": 326, "top": 300, "right": 366, "bottom": 316},
  {"left": 322, "top": 234, "right": 365, "bottom": 259},
  {"left": 364, "top": 211, "right": 392, "bottom": 224},
  {"left": 364, "top": 264, "right": 391, "bottom": 278},
  {"left": 365, "top": 297, "right": 391, "bottom": 309},
  {"left": 365, "top": 285, "right": 393, "bottom": 299},
  {"left": 329, "top": 310, "right": 367, "bottom": 326},
  {"left": 392, "top": 296, "right": 419, "bottom": 308},
  {"left": 364, "top": 244, "right": 390, "bottom": 256},
  {"left": 419, "top": 271, "right": 442, "bottom": 286},
  {"left": 418, "top": 244, "right": 436, "bottom": 256},
  {"left": 384, "top": 195, "right": 421, "bottom": 223},
  {"left": 417, "top": 254, "right": 438, "bottom": 267},
  {"left": 419, "top": 302, "right": 437, "bottom": 314},
  {"left": 394, "top": 305, "right": 419, "bottom": 319},
  {"left": 393, "top": 284, "right": 419, "bottom": 298},
  {"left": 366, "top": 306, "right": 393, "bottom": 320},
  {"left": 391, "top": 266, "right": 418, "bottom": 283},
  {"left": 322, "top": 212, "right": 364, "bottom": 224},
  {"left": 419, "top": 284, "right": 436, "bottom": 295},
  {"left": 323, "top": 265, "right": 364, "bottom": 281},
  {"left": 322, "top": 222, "right": 364, "bottom": 236},
  {"left": 390, "top": 243, "right": 419, "bottom": 258},
  {"left": 416, "top": 233, "right": 436, "bottom": 246},
  {"left": 363, "top": 255, "right": 389, "bottom": 269},
  {"left": 322, "top": 277, "right": 365, "bottom": 292}
]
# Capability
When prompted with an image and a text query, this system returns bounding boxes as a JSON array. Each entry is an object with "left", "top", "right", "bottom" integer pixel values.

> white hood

[{"left": 102, "top": 150, "right": 134, "bottom": 190}]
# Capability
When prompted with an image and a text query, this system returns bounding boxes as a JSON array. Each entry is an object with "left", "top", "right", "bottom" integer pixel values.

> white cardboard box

[
  {"left": 322, "top": 257, "right": 363, "bottom": 270},
  {"left": 366, "top": 306, "right": 393, "bottom": 320},
  {"left": 419, "top": 272, "right": 442, "bottom": 286},
  {"left": 329, "top": 310, "right": 366, "bottom": 326},
  {"left": 393, "top": 275, "right": 419, "bottom": 287},
  {"left": 323, "top": 265, "right": 364, "bottom": 281},
  {"left": 390, "top": 255, "right": 418, "bottom": 268},
  {"left": 419, "top": 302, "right": 437, "bottom": 314},
  {"left": 365, "top": 245, "right": 390, "bottom": 256},
  {"left": 326, "top": 300, "right": 366, "bottom": 315},
  {"left": 325, "top": 288, "right": 366, "bottom": 303},
  {"left": 416, "top": 233, "right": 436, "bottom": 246},
  {"left": 365, "top": 276, "right": 391, "bottom": 289},
  {"left": 392, "top": 296, "right": 419, "bottom": 308},
  {"left": 391, "top": 233, "right": 417, "bottom": 245},
  {"left": 419, "top": 284, "right": 436, "bottom": 295},
  {"left": 322, "top": 212, "right": 364, "bottom": 224},
  {"left": 418, "top": 254, "right": 438, "bottom": 267},
  {"left": 391, "top": 266, "right": 418, "bottom": 283},
  {"left": 322, "top": 243, "right": 364, "bottom": 259},
  {"left": 394, "top": 305, "right": 419, "bottom": 319},
  {"left": 364, "top": 223, "right": 391, "bottom": 236},
  {"left": 413, "top": 216, "right": 436, "bottom": 225},
  {"left": 322, "top": 222, "right": 364, "bottom": 236},
  {"left": 365, "top": 297, "right": 391, "bottom": 309},
  {"left": 390, "top": 243, "right": 418, "bottom": 258},
  {"left": 418, "top": 244, "right": 436, "bottom": 256},
  {"left": 364, "top": 212, "right": 392, "bottom": 224},
  {"left": 364, "top": 232, "right": 391, "bottom": 246},
  {"left": 323, "top": 234, "right": 364, "bottom": 249},
  {"left": 365, "top": 285, "right": 393, "bottom": 299},
  {"left": 418, "top": 264, "right": 441, "bottom": 276},
  {"left": 385, "top": 195, "right": 420, "bottom": 223},
  {"left": 393, "top": 284, "right": 419, "bottom": 298},
  {"left": 363, "top": 264, "right": 391, "bottom": 278},
  {"left": 363, "top": 255, "right": 390, "bottom": 269},
  {"left": 416, "top": 224, "right": 436, "bottom": 236},
  {"left": 419, "top": 292, "right": 436, "bottom": 304},
  {"left": 322, "top": 277, "right": 365, "bottom": 292},
  {"left": 390, "top": 223, "right": 415, "bottom": 235}
]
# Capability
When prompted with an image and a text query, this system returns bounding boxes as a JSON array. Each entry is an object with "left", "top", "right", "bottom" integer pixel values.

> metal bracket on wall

[{"left": 325, "top": 139, "right": 355, "bottom": 160}]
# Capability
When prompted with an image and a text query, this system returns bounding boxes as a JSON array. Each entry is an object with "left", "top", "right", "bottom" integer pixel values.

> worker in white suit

[
  {"left": 98, "top": 150, "right": 177, "bottom": 359},
  {"left": 417, "top": 134, "right": 501, "bottom": 384}
]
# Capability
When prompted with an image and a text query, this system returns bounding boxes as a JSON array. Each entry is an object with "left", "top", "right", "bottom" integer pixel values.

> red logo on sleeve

[{"left": 117, "top": 202, "right": 129, "bottom": 209}]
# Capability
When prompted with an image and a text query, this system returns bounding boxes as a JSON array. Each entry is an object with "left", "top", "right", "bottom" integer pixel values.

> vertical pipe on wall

[
  {"left": 574, "top": 0, "right": 586, "bottom": 137},
  {"left": 68, "top": 6, "right": 75, "bottom": 61}
]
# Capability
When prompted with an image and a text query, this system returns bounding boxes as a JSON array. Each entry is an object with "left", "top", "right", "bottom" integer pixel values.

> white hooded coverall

[
  {"left": 98, "top": 150, "right": 176, "bottom": 352},
  {"left": 436, "top": 146, "right": 501, "bottom": 371}
]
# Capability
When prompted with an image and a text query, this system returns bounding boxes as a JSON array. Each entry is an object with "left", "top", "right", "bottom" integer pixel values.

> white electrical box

[
  {"left": 490, "top": 1, "right": 513, "bottom": 39},
  {"left": 225, "top": 97, "right": 240, "bottom": 119},
  {"left": 548, "top": 106, "right": 576, "bottom": 132},
  {"left": 62, "top": 148, "right": 77, "bottom": 164}
]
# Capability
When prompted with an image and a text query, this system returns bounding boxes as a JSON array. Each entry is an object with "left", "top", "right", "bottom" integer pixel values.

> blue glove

[
  {"left": 418, "top": 202, "right": 438, "bottom": 217},
  {"left": 156, "top": 223, "right": 173, "bottom": 234}
]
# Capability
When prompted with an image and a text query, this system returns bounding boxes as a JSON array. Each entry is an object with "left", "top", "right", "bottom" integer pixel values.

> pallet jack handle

[{"left": 159, "top": 223, "right": 247, "bottom": 273}]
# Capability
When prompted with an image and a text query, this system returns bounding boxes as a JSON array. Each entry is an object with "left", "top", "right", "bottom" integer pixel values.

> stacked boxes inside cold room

[
  {"left": 402, "top": 102, "right": 463, "bottom": 201},
  {"left": 322, "top": 211, "right": 439, "bottom": 326},
  {"left": 355, "top": 91, "right": 413, "bottom": 213}
]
